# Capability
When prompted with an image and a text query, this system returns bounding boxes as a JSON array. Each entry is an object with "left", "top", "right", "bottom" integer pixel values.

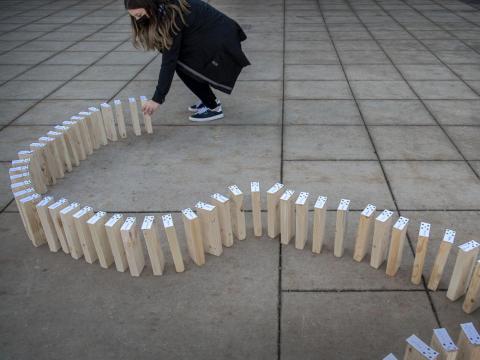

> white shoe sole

[{"left": 189, "top": 113, "right": 224, "bottom": 122}]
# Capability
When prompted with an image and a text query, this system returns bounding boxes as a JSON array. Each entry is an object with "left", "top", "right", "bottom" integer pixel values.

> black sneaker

[
  {"left": 188, "top": 99, "right": 221, "bottom": 112},
  {"left": 189, "top": 105, "right": 224, "bottom": 122}
]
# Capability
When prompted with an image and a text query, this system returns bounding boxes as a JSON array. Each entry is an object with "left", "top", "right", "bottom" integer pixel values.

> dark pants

[{"left": 176, "top": 68, "right": 218, "bottom": 109}]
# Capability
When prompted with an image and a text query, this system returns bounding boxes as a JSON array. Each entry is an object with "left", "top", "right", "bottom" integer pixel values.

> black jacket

[{"left": 152, "top": 0, "right": 250, "bottom": 104}]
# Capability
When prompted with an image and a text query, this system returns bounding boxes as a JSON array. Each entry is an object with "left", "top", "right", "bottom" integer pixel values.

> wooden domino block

[
  {"left": 181, "top": 208, "right": 205, "bottom": 266},
  {"left": 88, "top": 107, "right": 108, "bottom": 146},
  {"left": 428, "top": 229, "right": 455, "bottom": 291},
  {"left": 280, "top": 189, "right": 296, "bottom": 245},
  {"left": 11, "top": 158, "right": 30, "bottom": 167},
  {"left": 48, "top": 198, "right": 70, "bottom": 254},
  {"left": 54, "top": 125, "right": 80, "bottom": 167},
  {"left": 228, "top": 185, "right": 246, "bottom": 241},
  {"left": 128, "top": 97, "right": 141, "bottom": 136},
  {"left": 267, "top": 183, "right": 285, "bottom": 238},
  {"left": 38, "top": 136, "right": 64, "bottom": 178},
  {"left": 9, "top": 165, "right": 29, "bottom": 176},
  {"left": 386, "top": 216, "right": 409, "bottom": 277},
  {"left": 71, "top": 116, "right": 93, "bottom": 155},
  {"left": 463, "top": 260, "right": 480, "bottom": 314},
  {"left": 141, "top": 216, "right": 166, "bottom": 276},
  {"left": 13, "top": 187, "right": 35, "bottom": 236},
  {"left": 446, "top": 240, "right": 480, "bottom": 301},
  {"left": 120, "top": 217, "right": 145, "bottom": 277},
  {"left": 195, "top": 201, "right": 223, "bottom": 256},
  {"left": 10, "top": 172, "right": 31, "bottom": 184},
  {"left": 295, "top": 191, "right": 309, "bottom": 250},
  {"left": 353, "top": 204, "right": 376, "bottom": 262},
  {"left": 113, "top": 100, "right": 127, "bottom": 139},
  {"left": 60, "top": 202, "right": 83, "bottom": 259},
  {"left": 36, "top": 196, "right": 60, "bottom": 252},
  {"left": 105, "top": 214, "right": 128, "bottom": 272},
  {"left": 79, "top": 111, "right": 99, "bottom": 150},
  {"left": 334, "top": 198, "right": 350, "bottom": 258},
  {"left": 411, "top": 222, "right": 431, "bottom": 285},
  {"left": 12, "top": 156, "right": 46, "bottom": 195},
  {"left": 30, "top": 142, "right": 56, "bottom": 185},
  {"left": 456, "top": 322, "right": 480, "bottom": 359},
  {"left": 100, "top": 103, "right": 118, "bottom": 141},
  {"left": 47, "top": 131, "right": 72, "bottom": 172},
  {"left": 370, "top": 209, "right": 394, "bottom": 269},
  {"left": 73, "top": 206, "right": 98, "bottom": 264},
  {"left": 312, "top": 195, "right": 327, "bottom": 254},
  {"left": 62, "top": 120, "right": 86, "bottom": 160},
  {"left": 11, "top": 180, "right": 32, "bottom": 193},
  {"left": 87, "top": 211, "right": 114, "bottom": 269},
  {"left": 162, "top": 214, "right": 185, "bottom": 273},
  {"left": 18, "top": 193, "right": 46, "bottom": 247},
  {"left": 430, "top": 328, "right": 458, "bottom": 360},
  {"left": 211, "top": 193, "right": 234, "bottom": 247},
  {"left": 251, "top": 181, "right": 262, "bottom": 237},
  {"left": 140, "top": 96, "right": 153, "bottom": 134},
  {"left": 404, "top": 335, "right": 439, "bottom": 360}
]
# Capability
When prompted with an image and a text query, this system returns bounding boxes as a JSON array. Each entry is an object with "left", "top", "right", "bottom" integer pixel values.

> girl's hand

[{"left": 142, "top": 100, "right": 160, "bottom": 116}]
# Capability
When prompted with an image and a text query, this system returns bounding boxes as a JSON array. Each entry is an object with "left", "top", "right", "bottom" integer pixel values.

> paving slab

[
  {"left": 238, "top": 51, "right": 283, "bottom": 80},
  {"left": 369, "top": 125, "right": 463, "bottom": 160},
  {"left": 285, "top": 50, "right": 340, "bottom": 65},
  {"left": 408, "top": 80, "right": 479, "bottom": 100},
  {"left": 0, "top": 100, "right": 37, "bottom": 125},
  {"left": 0, "top": 212, "right": 278, "bottom": 360},
  {"left": 424, "top": 100, "right": 480, "bottom": 125},
  {"left": 383, "top": 161, "right": 480, "bottom": 210},
  {"left": 0, "top": 162, "right": 13, "bottom": 209},
  {"left": 344, "top": 64, "right": 403, "bottom": 80},
  {"left": 430, "top": 292, "right": 479, "bottom": 330},
  {"left": 0, "top": 80, "right": 64, "bottom": 100},
  {"left": 358, "top": 100, "right": 436, "bottom": 125},
  {"left": 285, "top": 81, "right": 352, "bottom": 99},
  {"left": 281, "top": 292, "right": 438, "bottom": 360},
  {"left": 0, "top": 64, "right": 30, "bottom": 80},
  {"left": 0, "top": 125, "right": 55, "bottom": 161},
  {"left": 48, "top": 80, "right": 126, "bottom": 100},
  {"left": 443, "top": 126, "right": 480, "bottom": 160},
  {"left": 397, "top": 64, "right": 459, "bottom": 80},
  {"left": 73, "top": 64, "right": 144, "bottom": 81},
  {"left": 17, "top": 64, "right": 88, "bottom": 81},
  {"left": 44, "top": 51, "right": 108, "bottom": 65},
  {"left": 350, "top": 80, "right": 417, "bottom": 99},
  {"left": 284, "top": 125, "right": 376, "bottom": 160},
  {"left": 284, "top": 100, "right": 362, "bottom": 125},
  {"left": 283, "top": 160, "right": 395, "bottom": 210}
]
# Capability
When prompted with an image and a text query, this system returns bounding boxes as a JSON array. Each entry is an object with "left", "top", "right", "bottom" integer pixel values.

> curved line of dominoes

[{"left": 8, "top": 96, "right": 480, "bottom": 322}]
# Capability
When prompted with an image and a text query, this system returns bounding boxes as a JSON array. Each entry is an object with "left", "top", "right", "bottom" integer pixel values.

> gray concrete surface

[{"left": 0, "top": 0, "right": 479, "bottom": 359}]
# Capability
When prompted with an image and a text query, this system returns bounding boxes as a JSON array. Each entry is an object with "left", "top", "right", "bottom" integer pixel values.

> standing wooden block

[
  {"left": 38, "top": 136, "right": 64, "bottom": 178},
  {"left": 162, "top": 214, "right": 185, "bottom": 273},
  {"left": 211, "top": 193, "right": 234, "bottom": 247},
  {"left": 13, "top": 157, "right": 47, "bottom": 195},
  {"left": 295, "top": 192, "right": 309, "bottom": 250},
  {"left": 267, "top": 183, "right": 285, "bottom": 238},
  {"left": 181, "top": 208, "right": 205, "bottom": 266},
  {"left": 430, "top": 328, "right": 458, "bottom": 360},
  {"left": 463, "top": 260, "right": 480, "bottom": 314},
  {"left": 11, "top": 180, "right": 32, "bottom": 193},
  {"left": 128, "top": 97, "right": 141, "bottom": 136},
  {"left": 228, "top": 185, "right": 246, "bottom": 241},
  {"left": 73, "top": 206, "right": 98, "bottom": 264},
  {"left": 280, "top": 189, "right": 296, "bottom": 245},
  {"left": 48, "top": 198, "right": 70, "bottom": 254},
  {"left": 60, "top": 203, "right": 83, "bottom": 259},
  {"left": 428, "top": 229, "right": 455, "bottom": 291},
  {"left": 10, "top": 172, "right": 31, "bottom": 184},
  {"left": 113, "top": 100, "right": 127, "bottom": 139},
  {"left": 13, "top": 187, "right": 35, "bottom": 236},
  {"left": 47, "top": 131, "right": 72, "bottom": 172},
  {"left": 36, "top": 196, "right": 60, "bottom": 252},
  {"left": 30, "top": 142, "right": 56, "bottom": 185},
  {"left": 251, "top": 181, "right": 262, "bottom": 237},
  {"left": 19, "top": 193, "right": 46, "bottom": 247},
  {"left": 334, "top": 198, "right": 350, "bottom": 258},
  {"left": 370, "top": 209, "right": 394, "bottom": 269},
  {"left": 79, "top": 111, "right": 99, "bottom": 150},
  {"left": 312, "top": 195, "right": 327, "bottom": 254},
  {"left": 87, "top": 211, "right": 114, "bottom": 269},
  {"left": 71, "top": 116, "right": 93, "bottom": 155},
  {"left": 386, "top": 216, "right": 410, "bottom": 277},
  {"left": 411, "top": 222, "right": 431, "bottom": 285},
  {"left": 195, "top": 201, "right": 223, "bottom": 256},
  {"left": 100, "top": 103, "right": 118, "bottom": 141},
  {"left": 457, "top": 322, "right": 480, "bottom": 359},
  {"left": 62, "top": 120, "right": 86, "bottom": 160},
  {"left": 11, "top": 158, "right": 30, "bottom": 167},
  {"left": 120, "top": 217, "right": 145, "bottom": 277},
  {"left": 140, "top": 96, "right": 153, "bottom": 134},
  {"left": 353, "top": 204, "right": 376, "bottom": 262},
  {"left": 446, "top": 240, "right": 480, "bottom": 301},
  {"left": 9, "top": 165, "right": 29, "bottom": 176},
  {"left": 105, "top": 214, "right": 128, "bottom": 272},
  {"left": 88, "top": 107, "right": 108, "bottom": 146},
  {"left": 404, "top": 335, "right": 439, "bottom": 360},
  {"left": 54, "top": 125, "right": 80, "bottom": 167},
  {"left": 141, "top": 216, "right": 165, "bottom": 276}
]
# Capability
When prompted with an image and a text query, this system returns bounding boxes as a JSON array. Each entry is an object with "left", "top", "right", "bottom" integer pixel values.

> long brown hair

[{"left": 125, "top": 0, "right": 189, "bottom": 51}]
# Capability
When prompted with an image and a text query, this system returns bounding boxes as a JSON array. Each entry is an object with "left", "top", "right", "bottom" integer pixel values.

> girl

[{"left": 124, "top": 0, "right": 250, "bottom": 122}]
